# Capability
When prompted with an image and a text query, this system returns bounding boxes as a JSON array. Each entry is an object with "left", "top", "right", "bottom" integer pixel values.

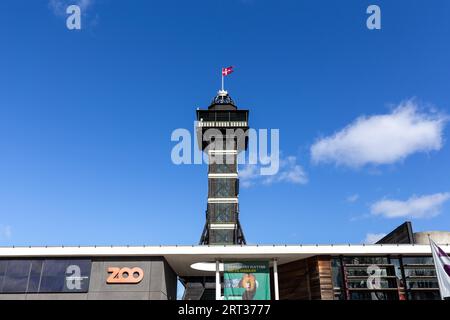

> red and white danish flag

[{"left": 222, "top": 66, "right": 234, "bottom": 76}]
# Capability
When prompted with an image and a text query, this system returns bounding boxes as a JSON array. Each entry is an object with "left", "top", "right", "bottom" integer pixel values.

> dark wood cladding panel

[
  {"left": 278, "top": 256, "right": 333, "bottom": 300},
  {"left": 278, "top": 259, "right": 311, "bottom": 300}
]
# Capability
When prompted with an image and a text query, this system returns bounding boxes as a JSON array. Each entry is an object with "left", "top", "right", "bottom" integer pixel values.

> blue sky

[{"left": 0, "top": 0, "right": 449, "bottom": 246}]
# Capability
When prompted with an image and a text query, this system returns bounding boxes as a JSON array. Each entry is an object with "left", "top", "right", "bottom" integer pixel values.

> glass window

[
  {"left": 404, "top": 267, "right": 436, "bottom": 277},
  {"left": 401, "top": 256, "right": 441, "bottom": 300},
  {"left": 331, "top": 258, "right": 345, "bottom": 300},
  {"left": 216, "top": 112, "right": 230, "bottom": 121},
  {"left": 390, "top": 258, "right": 403, "bottom": 281},
  {"left": 408, "top": 291, "right": 441, "bottom": 300},
  {"left": 229, "top": 112, "right": 246, "bottom": 122},
  {"left": 336, "top": 255, "right": 445, "bottom": 301},
  {"left": 347, "top": 278, "right": 397, "bottom": 289},
  {"left": 63, "top": 260, "right": 91, "bottom": 292},
  {"left": 2, "top": 260, "right": 31, "bottom": 293},
  {"left": 27, "top": 260, "right": 43, "bottom": 293},
  {"left": 339, "top": 256, "right": 401, "bottom": 300},
  {"left": 0, "top": 259, "right": 91, "bottom": 294},
  {"left": 350, "top": 291, "right": 398, "bottom": 300},
  {"left": 343, "top": 256, "right": 389, "bottom": 265},
  {"left": 0, "top": 260, "right": 8, "bottom": 292},
  {"left": 346, "top": 266, "right": 391, "bottom": 277},
  {"left": 39, "top": 260, "right": 66, "bottom": 292},
  {"left": 406, "top": 279, "right": 439, "bottom": 289},
  {"left": 39, "top": 260, "right": 91, "bottom": 293},
  {"left": 402, "top": 256, "right": 434, "bottom": 265}
]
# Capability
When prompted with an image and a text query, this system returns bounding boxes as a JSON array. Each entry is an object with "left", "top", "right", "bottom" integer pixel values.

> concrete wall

[
  {"left": 0, "top": 256, "right": 177, "bottom": 300},
  {"left": 415, "top": 232, "right": 450, "bottom": 245}
]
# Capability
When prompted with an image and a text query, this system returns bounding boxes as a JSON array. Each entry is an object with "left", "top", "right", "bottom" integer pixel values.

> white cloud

[
  {"left": 239, "top": 165, "right": 259, "bottom": 188},
  {"left": 49, "top": 0, "right": 93, "bottom": 16},
  {"left": 0, "top": 225, "right": 12, "bottom": 240},
  {"left": 311, "top": 100, "right": 446, "bottom": 168},
  {"left": 239, "top": 156, "right": 308, "bottom": 188},
  {"left": 347, "top": 194, "right": 359, "bottom": 203},
  {"left": 371, "top": 192, "right": 450, "bottom": 219},
  {"left": 363, "top": 233, "right": 387, "bottom": 244}
]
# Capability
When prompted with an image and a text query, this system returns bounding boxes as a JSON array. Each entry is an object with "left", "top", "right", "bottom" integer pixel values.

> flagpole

[{"left": 221, "top": 73, "right": 224, "bottom": 92}]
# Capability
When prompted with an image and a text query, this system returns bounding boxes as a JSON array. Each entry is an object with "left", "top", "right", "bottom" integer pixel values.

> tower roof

[{"left": 209, "top": 90, "right": 237, "bottom": 110}]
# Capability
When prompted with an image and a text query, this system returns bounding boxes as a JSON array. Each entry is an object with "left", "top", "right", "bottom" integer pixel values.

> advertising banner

[{"left": 223, "top": 261, "right": 270, "bottom": 300}]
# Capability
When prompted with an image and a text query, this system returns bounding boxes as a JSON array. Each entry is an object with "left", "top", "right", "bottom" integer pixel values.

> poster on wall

[{"left": 223, "top": 261, "right": 270, "bottom": 300}]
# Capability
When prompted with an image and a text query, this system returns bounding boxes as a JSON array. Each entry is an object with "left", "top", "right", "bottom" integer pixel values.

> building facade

[
  {"left": 0, "top": 255, "right": 176, "bottom": 300},
  {"left": 1, "top": 92, "right": 449, "bottom": 301},
  {"left": 0, "top": 232, "right": 449, "bottom": 300},
  {"left": 278, "top": 254, "right": 442, "bottom": 300}
]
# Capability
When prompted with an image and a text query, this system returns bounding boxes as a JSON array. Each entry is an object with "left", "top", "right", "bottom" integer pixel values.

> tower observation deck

[{"left": 196, "top": 90, "right": 249, "bottom": 245}]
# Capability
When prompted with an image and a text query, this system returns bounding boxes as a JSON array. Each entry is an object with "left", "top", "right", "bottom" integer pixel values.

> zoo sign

[{"left": 106, "top": 267, "right": 144, "bottom": 284}]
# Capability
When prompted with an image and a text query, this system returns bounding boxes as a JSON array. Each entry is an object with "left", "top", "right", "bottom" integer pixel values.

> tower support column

[
  {"left": 216, "top": 260, "right": 221, "bottom": 300},
  {"left": 274, "top": 258, "right": 279, "bottom": 300}
]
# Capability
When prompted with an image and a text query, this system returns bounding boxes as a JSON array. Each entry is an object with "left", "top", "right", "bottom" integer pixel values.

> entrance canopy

[{"left": 0, "top": 244, "right": 441, "bottom": 277}]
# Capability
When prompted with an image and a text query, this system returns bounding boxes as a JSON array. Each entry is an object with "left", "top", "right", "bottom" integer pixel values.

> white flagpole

[{"left": 221, "top": 72, "right": 224, "bottom": 92}]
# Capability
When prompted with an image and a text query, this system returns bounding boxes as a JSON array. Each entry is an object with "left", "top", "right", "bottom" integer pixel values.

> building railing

[{"left": 197, "top": 121, "right": 248, "bottom": 128}]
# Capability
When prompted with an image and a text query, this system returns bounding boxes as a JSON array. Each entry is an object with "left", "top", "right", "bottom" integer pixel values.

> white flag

[{"left": 430, "top": 239, "right": 450, "bottom": 300}]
